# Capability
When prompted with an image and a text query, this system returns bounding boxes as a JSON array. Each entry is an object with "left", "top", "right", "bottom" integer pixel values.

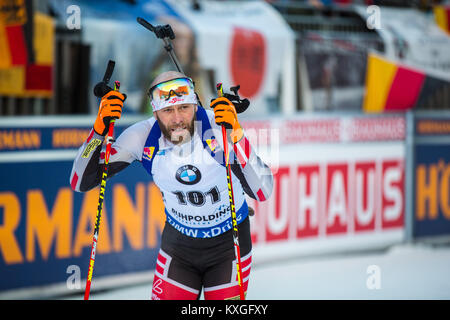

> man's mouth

[{"left": 170, "top": 125, "right": 187, "bottom": 133}]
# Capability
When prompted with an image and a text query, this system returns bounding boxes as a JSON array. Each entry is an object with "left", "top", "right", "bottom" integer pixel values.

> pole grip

[{"left": 137, "top": 17, "right": 155, "bottom": 32}]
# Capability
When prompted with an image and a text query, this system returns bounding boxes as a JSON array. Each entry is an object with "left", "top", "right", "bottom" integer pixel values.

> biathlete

[{"left": 70, "top": 71, "right": 273, "bottom": 300}]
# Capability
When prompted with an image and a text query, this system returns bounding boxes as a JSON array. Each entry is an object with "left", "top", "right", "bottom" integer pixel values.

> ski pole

[
  {"left": 216, "top": 83, "right": 246, "bottom": 300},
  {"left": 84, "top": 61, "right": 120, "bottom": 300},
  {"left": 137, "top": 17, "right": 184, "bottom": 74}
]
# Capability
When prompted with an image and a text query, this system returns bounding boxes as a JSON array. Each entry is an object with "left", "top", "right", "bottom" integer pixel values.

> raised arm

[
  {"left": 209, "top": 97, "right": 273, "bottom": 202},
  {"left": 70, "top": 89, "right": 150, "bottom": 192}
]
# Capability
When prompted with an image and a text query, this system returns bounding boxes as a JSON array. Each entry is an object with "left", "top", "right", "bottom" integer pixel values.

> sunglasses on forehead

[
  {"left": 149, "top": 76, "right": 200, "bottom": 112},
  {"left": 148, "top": 77, "right": 195, "bottom": 101}
]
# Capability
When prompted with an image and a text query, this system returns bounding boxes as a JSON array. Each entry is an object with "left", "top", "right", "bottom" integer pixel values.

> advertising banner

[
  {"left": 242, "top": 114, "right": 406, "bottom": 263},
  {"left": 413, "top": 115, "right": 450, "bottom": 238},
  {"left": 0, "top": 117, "right": 164, "bottom": 296},
  {"left": 0, "top": 114, "right": 407, "bottom": 296}
]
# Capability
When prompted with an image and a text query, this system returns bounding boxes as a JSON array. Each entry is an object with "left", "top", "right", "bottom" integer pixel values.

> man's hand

[
  {"left": 94, "top": 90, "right": 127, "bottom": 136},
  {"left": 210, "top": 96, "right": 244, "bottom": 144}
]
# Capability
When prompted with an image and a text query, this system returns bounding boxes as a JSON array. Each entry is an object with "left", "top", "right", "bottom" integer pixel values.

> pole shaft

[
  {"left": 217, "top": 84, "right": 246, "bottom": 300},
  {"left": 84, "top": 82, "right": 119, "bottom": 300}
]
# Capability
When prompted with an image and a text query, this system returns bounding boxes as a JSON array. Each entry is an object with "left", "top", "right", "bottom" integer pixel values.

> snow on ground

[{"left": 64, "top": 243, "right": 450, "bottom": 300}]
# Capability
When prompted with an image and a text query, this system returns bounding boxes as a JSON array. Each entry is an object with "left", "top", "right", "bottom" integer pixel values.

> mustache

[
  {"left": 159, "top": 118, "right": 196, "bottom": 144},
  {"left": 169, "top": 123, "right": 188, "bottom": 130}
]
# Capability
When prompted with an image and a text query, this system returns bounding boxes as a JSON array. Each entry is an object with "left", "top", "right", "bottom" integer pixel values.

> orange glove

[
  {"left": 210, "top": 97, "right": 244, "bottom": 144},
  {"left": 94, "top": 90, "right": 126, "bottom": 136}
]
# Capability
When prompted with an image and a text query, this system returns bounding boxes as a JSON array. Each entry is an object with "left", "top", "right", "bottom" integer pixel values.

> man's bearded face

[{"left": 154, "top": 104, "right": 196, "bottom": 145}]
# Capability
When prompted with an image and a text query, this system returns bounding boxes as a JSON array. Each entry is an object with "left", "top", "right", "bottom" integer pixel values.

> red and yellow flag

[
  {"left": 363, "top": 53, "right": 450, "bottom": 113},
  {"left": 434, "top": 5, "right": 450, "bottom": 35},
  {"left": 0, "top": 1, "right": 54, "bottom": 97},
  {"left": 363, "top": 53, "right": 425, "bottom": 113}
]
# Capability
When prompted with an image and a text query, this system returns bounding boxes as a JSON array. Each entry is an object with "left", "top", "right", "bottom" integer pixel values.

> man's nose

[{"left": 172, "top": 108, "right": 184, "bottom": 123}]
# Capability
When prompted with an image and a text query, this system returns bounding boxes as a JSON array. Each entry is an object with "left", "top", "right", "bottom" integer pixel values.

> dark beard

[{"left": 157, "top": 114, "right": 196, "bottom": 145}]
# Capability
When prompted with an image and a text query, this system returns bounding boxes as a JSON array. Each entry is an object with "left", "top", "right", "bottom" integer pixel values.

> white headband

[{"left": 150, "top": 77, "right": 197, "bottom": 112}]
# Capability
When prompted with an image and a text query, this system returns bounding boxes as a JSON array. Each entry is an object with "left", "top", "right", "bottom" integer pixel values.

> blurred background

[{"left": 1, "top": 0, "right": 450, "bottom": 300}]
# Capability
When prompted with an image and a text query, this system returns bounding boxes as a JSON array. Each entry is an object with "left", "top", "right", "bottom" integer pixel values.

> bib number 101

[{"left": 172, "top": 186, "right": 220, "bottom": 207}]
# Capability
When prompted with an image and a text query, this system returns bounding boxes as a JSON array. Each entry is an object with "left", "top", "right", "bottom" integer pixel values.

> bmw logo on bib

[{"left": 176, "top": 165, "right": 201, "bottom": 185}]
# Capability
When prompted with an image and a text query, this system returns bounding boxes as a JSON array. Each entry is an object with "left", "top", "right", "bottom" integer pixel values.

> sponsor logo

[
  {"left": 168, "top": 97, "right": 183, "bottom": 104},
  {"left": 171, "top": 205, "right": 230, "bottom": 224},
  {"left": 152, "top": 278, "right": 164, "bottom": 295},
  {"left": 143, "top": 146, "right": 155, "bottom": 161},
  {"left": 206, "top": 138, "right": 218, "bottom": 152},
  {"left": 175, "top": 165, "right": 201, "bottom": 185},
  {"left": 82, "top": 139, "right": 102, "bottom": 158}
]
